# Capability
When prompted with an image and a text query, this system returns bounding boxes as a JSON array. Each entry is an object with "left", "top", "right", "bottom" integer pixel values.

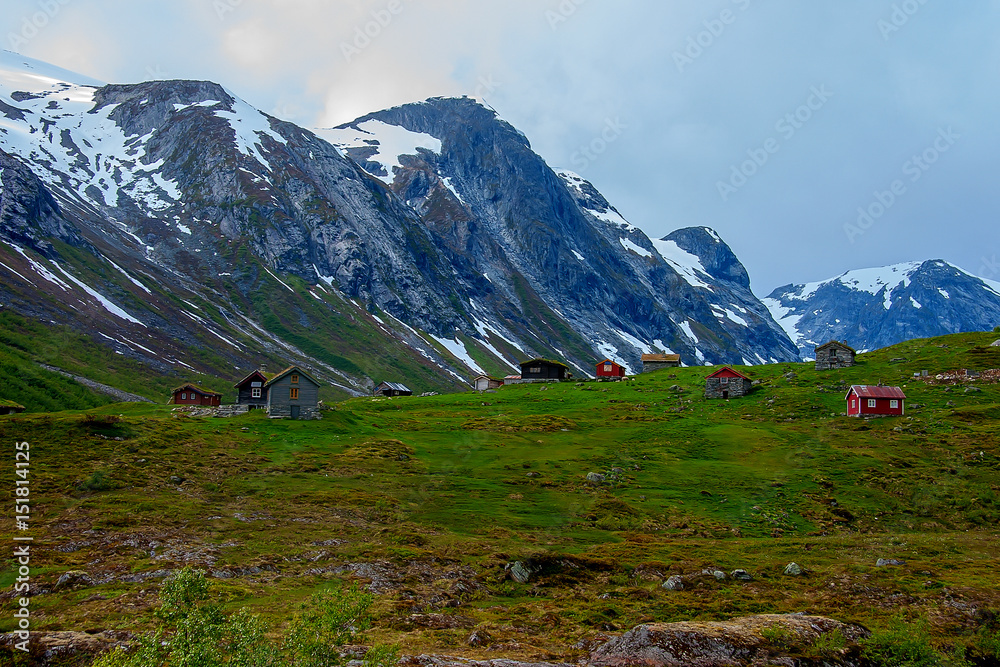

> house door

[
  {"left": 291, "top": 405, "right": 300, "bottom": 420},
  {"left": 723, "top": 390, "right": 729, "bottom": 399}
]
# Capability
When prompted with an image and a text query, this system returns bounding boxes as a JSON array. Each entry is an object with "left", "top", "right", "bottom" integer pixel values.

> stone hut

[
  {"left": 641, "top": 354, "right": 681, "bottom": 373},
  {"left": 814, "top": 341, "right": 856, "bottom": 371},
  {"left": 705, "top": 367, "right": 752, "bottom": 399}
]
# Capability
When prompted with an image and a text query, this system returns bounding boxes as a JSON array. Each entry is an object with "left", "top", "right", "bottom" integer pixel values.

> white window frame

[
  {"left": 868, "top": 399, "right": 877, "bottom": 408},
  {"left": 251, "top": 388, "right": 262, "bottom": 399},
  {"left": 721, "top": 377, "right": 729, "bottom": 385},
  {"left": 181, "top": 393, "right": 187, "bottom": 400},
  {"left": 890, "top": 400, "right": 898, "bottom": 409},
  {"left": 604, "top": 363, "right": 613, "bottom": 372}
]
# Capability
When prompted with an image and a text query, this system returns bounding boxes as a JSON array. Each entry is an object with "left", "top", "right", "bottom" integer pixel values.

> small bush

[
  {"left": 860, "top": 617, "right": 944, "bottom": 667},
  {"left": 77, "top": 470, "right": 116, "bottom": 492}
]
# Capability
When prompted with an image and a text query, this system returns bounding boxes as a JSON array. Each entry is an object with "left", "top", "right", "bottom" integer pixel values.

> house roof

[
  {"left": 378, "top": 381, "right": 412, "bottom": 392},
  {"left": 706, "top": 367, "right": 751, "bottom": 380},
  {"left": 0, "top": 399, "right": 25, "bottom": 409},
  {"left": 504, "top": 375, "right": 522, "bottom": 380},
  {"left": 473, "top": 374, "right": 502, "bottom": 381},
  {"left": 642, "top": 354, "right": 681, "bottom": 362},
  {"left": 263, "top": 366, "right": 321, "bottom": 388},
  {"left": 596, "top": 359, "right": 623, "bottom": 366},
  {"left": 234, "top": 369, "right": 273, "bottom": 388},
  {"left": 815, "top": 340, "right": 857, "bottom": 354},
  {"left": 520, "top": 358, "right": 569, "bottom": 369},
  {"left": 171, "top": 383, "right": 222, "bottom": 397},
  {"left": 847, "top": 385, "right": 906, "bottom": 400}
]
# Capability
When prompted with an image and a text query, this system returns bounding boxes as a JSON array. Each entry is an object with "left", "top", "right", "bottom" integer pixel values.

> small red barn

[
  {"left": 596, "top": 359, "right": 626, "bottom": 378},
  {"left": 170, "top": 384, "right": 222, "bottom": 407},
  {"left": 846, "top": 385, "right": 905, "bottom": 417}
]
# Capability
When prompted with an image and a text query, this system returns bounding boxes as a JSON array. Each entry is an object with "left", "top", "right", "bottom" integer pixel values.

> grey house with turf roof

[{"left": 264, "top": 366, "right": 322, "bottom": 420}]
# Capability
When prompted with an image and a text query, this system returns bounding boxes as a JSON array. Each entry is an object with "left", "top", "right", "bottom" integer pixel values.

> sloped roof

[
  {"left": 0, "top": 399, "right": 25, "bottom": 409},
  {"left": 234, "top": 370, "right": 273, "bottom": 388},
  {"left": 706, "top": 367, "right": 751, "bottom": 380},
  {"left": 815, "top": 340, "right": 857, "bottom": 354},
  {"left": 642, "top": 354, "right": 681, "bottom": 362},
  {"left": 847, "top": 385, "right": 906, "bottom": 400},
  {"left": 171, "top": 383, "right": 222, "bottom": 397},
  {"left": 263, "top": 366, "right": 321, "bottom": 388},
  {"left": 596, "top": 359, "right": 623, "bottom": 366},
  {"left": 520, "top": 358, "right": 569, "bottom": 369},
  {"left": 378, "top": 381, "right": 412, "bottom": 392}
]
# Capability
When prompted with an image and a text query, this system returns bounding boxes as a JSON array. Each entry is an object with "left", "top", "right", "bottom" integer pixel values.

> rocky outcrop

[
  {"left": 588, "top": 615, "right": 870, "bottom": 667},
  {"left": 0, "top": 631, "right": 129, "bottom": 666}
]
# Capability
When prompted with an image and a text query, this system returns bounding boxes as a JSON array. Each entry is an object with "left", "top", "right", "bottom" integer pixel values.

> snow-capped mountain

[
  {"left": 2, "top": 52, "right": 799, "bottom": 397},
  {"left": 764, "top": 260, "right": 1000, "bottom": 358},
  {"left": 322, "top": 97, "right": 799, "bottom": 371}
]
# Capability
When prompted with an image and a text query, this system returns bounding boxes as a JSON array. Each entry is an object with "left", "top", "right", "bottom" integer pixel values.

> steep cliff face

[
  {"left": 2, "top": 52, "right": 800, "bottom": 395},
  {"left": 323, "top": 97, "right": 801, "bottom": 371},
  {"left": 764, "top": 261, "right": 1000, "bottom": 358}
]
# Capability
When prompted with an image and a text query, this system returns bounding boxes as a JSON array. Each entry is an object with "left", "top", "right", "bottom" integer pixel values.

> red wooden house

[
  {"left": 596, "top": 359, "right": 626, "bottom": 378},
  {"left": 170, "top": 384, "right": 222, "bottom": 407},
  {"left": 846, "top": 385, "right": 905, "bottom": 417}
]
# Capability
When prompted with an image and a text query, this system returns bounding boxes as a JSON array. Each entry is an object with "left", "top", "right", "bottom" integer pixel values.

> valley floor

[{"left": 2, "top": 332, "right": 1000, "bottom": 663}]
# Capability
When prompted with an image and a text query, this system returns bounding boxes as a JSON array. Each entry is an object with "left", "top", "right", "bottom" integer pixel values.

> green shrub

[
  {"left": 78, "top": 470, "right": 116, "bottom": 492},
  {"left": 90, "top": 568, "right": 396, "bottom": 667},
  {"left": 860, "top": 617, "right": 943, "bottom": 667}
]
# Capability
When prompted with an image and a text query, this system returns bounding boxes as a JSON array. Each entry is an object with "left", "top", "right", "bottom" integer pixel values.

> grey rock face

[{"left": 661, "top": 575, "right": 684, "bottom": 591}]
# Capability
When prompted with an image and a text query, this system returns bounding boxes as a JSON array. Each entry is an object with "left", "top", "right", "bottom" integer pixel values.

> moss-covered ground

[{"left": 1, "top": 331, "right": 999, "bottom": 661}]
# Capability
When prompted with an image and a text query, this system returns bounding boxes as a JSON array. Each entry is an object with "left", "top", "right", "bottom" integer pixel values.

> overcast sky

[{"left": 4, "top": 0, "right": 998, "bottom": 293}]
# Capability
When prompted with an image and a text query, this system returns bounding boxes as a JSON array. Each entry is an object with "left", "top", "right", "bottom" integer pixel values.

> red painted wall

[
  {"left": 596, "top": 361, "right": 625, "bottom": 377},
  {"left": 847, "top": 392, "right": 904, "bottom": 417}
]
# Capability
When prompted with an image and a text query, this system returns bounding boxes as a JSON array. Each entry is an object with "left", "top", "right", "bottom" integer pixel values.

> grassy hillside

[{"left": 1, "top": 331, "right": 999, "bottom": 662}]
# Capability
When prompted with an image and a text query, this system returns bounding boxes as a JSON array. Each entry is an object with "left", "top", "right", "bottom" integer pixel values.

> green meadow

[{"left": 1, "top": 331, "right": 999, "bottom": 661}]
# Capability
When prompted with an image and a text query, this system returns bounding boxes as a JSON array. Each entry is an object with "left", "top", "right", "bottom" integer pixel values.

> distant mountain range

[
  {"left": 1, "top": 50, "right": 997, "bottom": 396},
  {"left": 764, "top": 261, "right": 1000, "bottom": 358}
]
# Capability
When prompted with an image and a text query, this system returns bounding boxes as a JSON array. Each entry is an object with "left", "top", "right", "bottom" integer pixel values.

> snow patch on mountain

[
  {"left": 320, "top": 119, "right": 441, "bottom": 185},
  {"left": 431, "top": 334, "right": 484, "bottom": 375},
  {"left": 619, "top": 237, "right": 652, "bottom": 258},
  {"left": 651, "top": 239, "right": 713, "bottom": 290},
  {"left": 214, "top": 93, "right": 287, "bottom": 172}
]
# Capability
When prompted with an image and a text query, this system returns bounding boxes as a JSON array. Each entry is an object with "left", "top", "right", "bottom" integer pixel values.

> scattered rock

[
  {"left": 783, "top": 372, "right": 797, "bottom": 380},
  {"left": 876, "top": 558, "right": 906, "bottom": 567},
  {"left": 55, "top": 570, "right": 94, "bottom": 590},
  {"left": 588, "top": 614, "right": 870, "bottom": 667},
  {"left": 730, "top": 569, "right": 754, "bottom": 581},
  {"left": 169, "top": 475, "right": 185, "bottom": 485},
  {"left": 783, "top": 562, "right": 804, "bottom": 576},
  {"left": 992, "top": 339, "right": 1000, "bottom": 347},
  {"left": 526, "top": 472, "right": 541, "bottom": 478},
  {"left": 420, "top": 392, "right": 439, "bottom": 397},
  {"left": 0, "top": 631, "right": 129, "bottom": 665},
  {"left": 586, "top": 472, "right": 606, "bottom": 485},
  {"left": 467, "top": 629, "right": 494, "bottom": 647},
  {"left": 661, "top": 575, "right": 684, "bottom": 591},
  {"left": 708, "top": 570, "right": 726, "bottom": 581},
  {"left": 965, "top": 387, "right": 982, "bottom": 393},
  {"left": 507, "top": 561, "right": 534, "bottom": 584}
]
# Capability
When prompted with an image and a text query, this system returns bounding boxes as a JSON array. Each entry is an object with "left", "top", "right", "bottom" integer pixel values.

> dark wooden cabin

[
  {"left": 520, "top": 358, "right": 569, "bottom": 380},
  {"left": 264, "top": 366, "right": 321, "bottom": 420},
  {"left": 375, "top": 382, "right": 413, "bottom": 397},
  {"left": 170, "top": 384, "right": 222, "bottom": 407},
  {"left": 234, "top": 370, "right": 271, "bottom": 409},
  {"left": 0, "top": 399, "right": 25, "bottom": 415}
]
